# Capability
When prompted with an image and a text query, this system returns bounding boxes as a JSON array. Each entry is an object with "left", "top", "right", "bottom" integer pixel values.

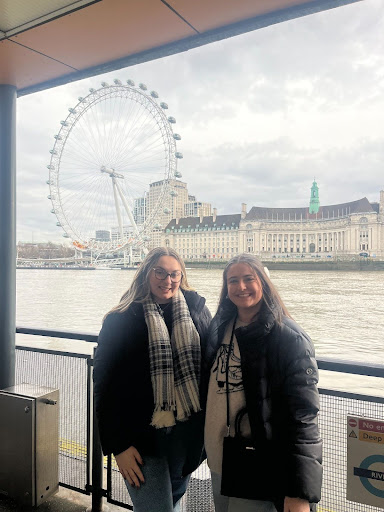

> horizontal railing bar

[
  {"left": 16, "top": 345, "right": 92, "bottom": 359},
  {"left": 16, "top": 326, "right": 384, "bottom": 378},
  {"left": 317, "top": 357, "right": 384, "bottom": 378},
  {"left": 319, "top": 387, "right": 384, "bottom": 404},
  {"left": 16, "top": 325, "right": 98, "bottom": 343}
]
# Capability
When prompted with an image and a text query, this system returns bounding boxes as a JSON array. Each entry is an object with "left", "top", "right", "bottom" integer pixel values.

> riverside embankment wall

[{"left": 185, "top": 260, "right": 384, "bottom": 271}]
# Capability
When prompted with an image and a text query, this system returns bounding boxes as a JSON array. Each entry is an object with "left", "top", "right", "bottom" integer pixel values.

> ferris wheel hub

[{"left": 100, "top": 166, "right": 124, "bottom": 179}]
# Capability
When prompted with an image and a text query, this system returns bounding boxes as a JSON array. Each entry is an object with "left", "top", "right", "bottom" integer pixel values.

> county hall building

[{"left": 162, "top": 181, "right": 384, "bottom": 259}]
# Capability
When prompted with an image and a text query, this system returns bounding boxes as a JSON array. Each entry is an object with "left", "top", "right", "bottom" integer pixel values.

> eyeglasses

[{"left": 152, "top": 268, "right": 183, "bottom": 282}]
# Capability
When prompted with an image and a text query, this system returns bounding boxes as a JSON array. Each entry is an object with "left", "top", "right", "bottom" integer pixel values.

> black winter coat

[
  {"left": 93, "top": 289, "right": 212, "bottom": 475},
  {"left": 204, "top": 301, "right": 322, "bottom": 511}
]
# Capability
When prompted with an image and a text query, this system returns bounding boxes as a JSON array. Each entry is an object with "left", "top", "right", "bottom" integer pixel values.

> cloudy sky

[{"left": 16, "top": 0, "right": 384, "bottom": 243}]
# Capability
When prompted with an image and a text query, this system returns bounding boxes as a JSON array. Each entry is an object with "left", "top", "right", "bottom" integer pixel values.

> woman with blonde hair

[
  {"left": 203, "top": 254, "right": 322, "bottom": 512},
  {"left": 94, "top": 247, "right": 211, "bottom": 512}
]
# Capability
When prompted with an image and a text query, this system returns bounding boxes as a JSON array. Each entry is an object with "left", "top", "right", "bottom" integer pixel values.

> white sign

[{"left": 347, "top": 415, "right": 384, "bottom": 508}]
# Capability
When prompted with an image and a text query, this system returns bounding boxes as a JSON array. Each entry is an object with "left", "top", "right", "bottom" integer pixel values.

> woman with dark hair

[
  {"left": 93, "top": 247, "right": 211, "bottom": 512},
  {"left": 204, "top": 254, "right": 322, "bottom": 512}
]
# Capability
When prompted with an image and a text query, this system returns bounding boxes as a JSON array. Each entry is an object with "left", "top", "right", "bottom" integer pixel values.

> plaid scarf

[{"left": 143, "top": 290, "right": 201, "bottom": 428}]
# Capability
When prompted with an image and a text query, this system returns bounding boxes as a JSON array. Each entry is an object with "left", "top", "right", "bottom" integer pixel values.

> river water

[{"left": 16, "top": 268, "right": 384, "bottom": 395}]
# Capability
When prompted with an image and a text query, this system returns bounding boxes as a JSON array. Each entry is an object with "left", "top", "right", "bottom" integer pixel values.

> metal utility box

[{"left": 0, "top": 383, "right": 59, "bottom": 507}]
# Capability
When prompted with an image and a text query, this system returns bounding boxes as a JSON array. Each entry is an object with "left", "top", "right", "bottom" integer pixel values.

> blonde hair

[
  {"left": 218, "top": 253, "right": 291, "bottom": 324},
  {"left": 108, "top": 247, "right": 193, "bottom": 315}
]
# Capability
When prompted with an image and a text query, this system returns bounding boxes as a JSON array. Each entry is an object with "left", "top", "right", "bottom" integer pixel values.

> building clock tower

[{"left": 309, "top": 179, "right": 320, "bottom": 214}]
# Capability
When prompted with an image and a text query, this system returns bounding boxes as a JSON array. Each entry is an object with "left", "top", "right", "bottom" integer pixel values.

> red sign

[
  {"left": 349, "top": 418, "right": 357, "bottom": 428},
  {"left": 358, "top": 419, "right": 384, "bottom": 433}
]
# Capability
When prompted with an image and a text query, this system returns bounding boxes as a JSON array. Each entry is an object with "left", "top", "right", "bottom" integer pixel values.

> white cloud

[{"left": 16, "top": 0, "right": 384, "bottom": 243}]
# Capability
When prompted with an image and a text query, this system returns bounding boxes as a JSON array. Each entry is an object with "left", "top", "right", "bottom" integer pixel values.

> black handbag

[{"left": 220, "top": 317, "right": 274, "bottom": 501}]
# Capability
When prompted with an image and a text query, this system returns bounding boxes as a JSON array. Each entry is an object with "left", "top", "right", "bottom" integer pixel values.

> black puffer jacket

[
  {"left": 204, "top": 301, "right": 322, "bottom": 511},
  {"left": 93, "top": 289, "right": 211, "bottom": 475}
]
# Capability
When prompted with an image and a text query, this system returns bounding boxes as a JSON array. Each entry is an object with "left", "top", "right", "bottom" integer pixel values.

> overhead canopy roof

[{"left": 0, "top": 0, "right": 361, "bottom": 96}]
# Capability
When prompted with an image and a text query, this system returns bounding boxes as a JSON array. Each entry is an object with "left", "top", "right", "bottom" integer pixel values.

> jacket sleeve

[
  {"left": 277, "top": 330, "right": 323, "bottom": 503},
  {"left": 93, "top": 313, "right": 131, "bottom": 455},
  {"left": 197, "top": 304, "right": 213, "bottom": 350}
]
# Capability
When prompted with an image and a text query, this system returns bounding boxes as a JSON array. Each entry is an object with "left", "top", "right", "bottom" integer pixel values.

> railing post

[{"left": 87, "top": 347, "right": 109, "bottom": 512}]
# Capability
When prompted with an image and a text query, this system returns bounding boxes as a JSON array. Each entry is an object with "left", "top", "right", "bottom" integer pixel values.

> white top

[{"left": 204, "top": 317, "right": 252, "bottom": 474}]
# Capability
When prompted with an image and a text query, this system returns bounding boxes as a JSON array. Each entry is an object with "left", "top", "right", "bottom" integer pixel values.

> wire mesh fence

[
  {"left": 14, "top": 344, "right": 384, "bottom": 511},
  {"left": 15, "top": 346, "right": 91, "bottom": 494}
]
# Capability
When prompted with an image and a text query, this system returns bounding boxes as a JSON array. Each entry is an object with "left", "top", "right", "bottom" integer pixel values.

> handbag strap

[
  {"left": 234, "top": 407, "right": 248, "bottom": 436},
  {"left": 225, "top": 314, "right": 237, "bottom": 436}
]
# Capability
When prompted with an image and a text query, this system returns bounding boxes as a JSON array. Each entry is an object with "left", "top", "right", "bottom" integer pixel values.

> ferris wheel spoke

[
  {"left": 116, "top": 135, "right": 168, "bottom": 167},
  {"left": 117, "top": 103, "right": 159, "bottom": 158},
  {"left": 121, "top": 116, "right": 162, "bottom": 161},
  {"left": 117, "top": 133, "right": 167, "bottom": 166}
]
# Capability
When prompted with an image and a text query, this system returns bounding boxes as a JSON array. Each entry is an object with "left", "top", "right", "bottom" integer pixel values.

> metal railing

[{"left": 14, "top": 326, "right": 384, "bottom": 512}]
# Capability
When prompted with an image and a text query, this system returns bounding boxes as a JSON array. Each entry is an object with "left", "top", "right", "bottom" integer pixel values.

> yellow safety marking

[
  {"left": 359, "top": 430, "right": 384, "bottom": 444},
  {"left": 59, "top": 438, "right": 108, "bottom": 465}
]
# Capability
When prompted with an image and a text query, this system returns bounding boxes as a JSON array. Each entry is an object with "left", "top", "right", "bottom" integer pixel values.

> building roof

[
  {"left": 371, "top": 202, "right": 380, "bottom": 214},
  {"left": 166, "top": 213, "right": 241, "bottom": 230},
  {"left": 245, "top": 197, "right": 376, "bottom": 221},
  {"left": 1, "top": 0, "right": 362, "bottom": 96}
]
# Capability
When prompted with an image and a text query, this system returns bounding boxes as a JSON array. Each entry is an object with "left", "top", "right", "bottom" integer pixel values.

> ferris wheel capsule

[
  {"left": 174, "top": 171, "right": 182, "bottom": 178},
  {"left": 89, "top": 88, "right": 96, "bottom": 93},
  {"left": 46, "top": 179, "right": 53, "bottom": 184},
  {"left": 139, "top": 83, "right": 147, "bottom": 90},
  {"left": 151, "top": 91, "right": 159, "bottom": 98},
  {"left": 54, "top": 134, "right": 62, "bottom": 140},
  {"left": 56, "top": 222, "right": 61, "bottom": 226},
  {"left": 63, "top": 233, "right": 69, "bottom": 238},
  {"left": 47, "top": 165, "right": 55, "bottom": 170},
  {"left": 160, "top": 102, "right": 168, "bottom": 109},
  {"left": 170, "top": 190, "right": 178, "bottom": 197},
  {"left": 163, "top": 208, "right": 171, "bottom": 214},
  {"left": 60, "top": 121, "right": 68, "bottom": 126},
  {"left": 168, "top": 117, "right": 176, "bottom": 124},
  {"left": 127, "top": 79, "right": 135, "bottom": 86},
  {"left": 68, "top": 108, "right": 77, "bottom": 114},
  {"left": 175, "top": 152, "right": 183, "bottom": 159},
  {"left": 173, "top": 134, "right": 181, "bottom": 140},
  {"left": 78, "top": 97, "right": 86, "bottom": 103},
  {"left": 49, "top": 149, "right": 57, "bottom": 155},
  {"left": 113, "top": 79, "right": 122, "bottom": 85},
  {"left": 154, "top": 223, "right": 162, "bottom": 229},
  {"left": 101, "top": 81, "right": 109, "bottom": 87}
]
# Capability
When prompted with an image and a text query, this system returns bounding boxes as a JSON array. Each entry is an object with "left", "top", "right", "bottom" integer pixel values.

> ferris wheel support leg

[
  {"left": 112, "top": 179, "right": 124, "bottom": 239},
  {"left": 0, "top": 85, "right": 16, "bottom": 389},
  {"left": 115, "top": 181, "right": 139, "bottom": 237}
]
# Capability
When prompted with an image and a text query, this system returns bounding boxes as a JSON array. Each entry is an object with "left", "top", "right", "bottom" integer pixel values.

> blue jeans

[{"left": 124, "top": 424, "right": 191, "bottom": 512}]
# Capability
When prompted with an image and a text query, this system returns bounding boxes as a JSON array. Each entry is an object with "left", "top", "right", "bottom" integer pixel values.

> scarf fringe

[{"left": 151, "top": 410, "right": 176, "bottom": 428}]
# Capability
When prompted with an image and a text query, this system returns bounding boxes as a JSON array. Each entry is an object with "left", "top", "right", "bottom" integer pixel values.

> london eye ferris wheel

[{"left": 47, "top": 79, "right": 183, "bottom": 253}]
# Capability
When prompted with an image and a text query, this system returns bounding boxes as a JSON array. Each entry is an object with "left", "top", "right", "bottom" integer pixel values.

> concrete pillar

[{"left": 0, "top": 85, "right": 17, "bottom": 389}]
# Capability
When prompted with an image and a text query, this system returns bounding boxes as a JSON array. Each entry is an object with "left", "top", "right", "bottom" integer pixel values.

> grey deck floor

[{"left": 0, "top": 487, "right": 125, "bottom": 512}]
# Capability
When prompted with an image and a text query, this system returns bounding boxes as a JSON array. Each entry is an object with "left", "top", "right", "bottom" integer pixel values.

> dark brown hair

[{"left": 218, "top": 253, "right": 291, "bottom": 324}]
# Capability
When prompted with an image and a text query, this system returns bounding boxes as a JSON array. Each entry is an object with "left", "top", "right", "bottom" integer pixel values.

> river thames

[{"left": 16, "top": 268, "right": 384, "bottom": 395}]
